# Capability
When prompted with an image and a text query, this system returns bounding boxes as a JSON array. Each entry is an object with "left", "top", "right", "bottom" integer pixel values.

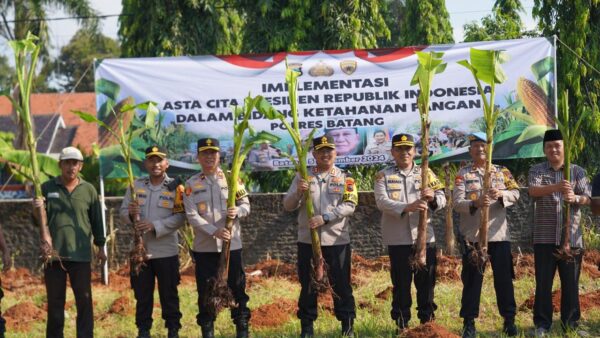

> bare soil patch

[
  {"left": 436, "top": 255, "right": 461, "bottom": 282},
  {"left": 4, "top": 301, "right": 45, "bottom": 331},
  {"left": 249, "top": 298, "right": 296, "bottom": 328},
  {"left": 400, "top": 322, "right": 460, "bottom": 338}
]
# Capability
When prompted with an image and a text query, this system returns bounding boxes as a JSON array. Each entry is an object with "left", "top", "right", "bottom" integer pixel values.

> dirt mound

[
  {"left": 3, "top": 301, "right": 46, "bottom": 331},
  {"left": 97, "top": 295, "right": 134, "bottom": 321},
  {"left": 583, "top": 250, "right": 600, "bottom": 278},
  {"left": 318, "top": 292, "right": 335, "bottom": 313},
  {"left": 436, "top": 255, "right": 461, "bottom": 282},
  {"left": 245, "top": 259, "right": 297, "bottom": 282},
  {"left": 352, "top": 254, "right": 390, "bottom": 274},
  {"left": 109, "top": 295, "right": 134, "bottom": 315},
  {"left": 513, "top": 253, "right": 535, "bottom": 279},
  {"left": 249, "top": 298, "right": 296, "bottom": 328},
  {"left": 376, "top": 286, "right": 393, "bottom": 300},
  {"left": 400, "top": 322, "right": 459, "bottom": 338},
  {"left": 520, "top": 288, "right": 600, "bottom": 313},
  {"left": 1, "top": 268, "right": 42, "bottom": 290}
]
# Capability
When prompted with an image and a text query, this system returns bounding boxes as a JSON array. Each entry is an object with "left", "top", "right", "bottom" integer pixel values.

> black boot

[
  {"left": 341, "top": 318, "right": 354, "bottom": 337},
  {"left": 236, "top": 319, "right": 249, "bottom": 338},
  {"left": 136, "top": 328, "right": 151, "bottom": 338},
  {"left": 201, "top": 322, "right": 215, "bottom": 338},
  {"left": 462, "top": 318, "right": 476, "bottom": 338},
  {"left": 503, "top": 318, "right": 517, "bottom": 337},
  {"left": 300, "top": 319, "right": 314, "bottom": 338}
]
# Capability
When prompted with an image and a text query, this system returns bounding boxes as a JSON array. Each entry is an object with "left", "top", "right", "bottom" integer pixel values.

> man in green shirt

[{"left": 34, "top": 147, "right": 106, "bottom": 338}]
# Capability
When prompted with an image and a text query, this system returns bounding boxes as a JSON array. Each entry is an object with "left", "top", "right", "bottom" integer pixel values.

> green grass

[{"left": 2, "top": 265, "right": 600, "bottom": 337}]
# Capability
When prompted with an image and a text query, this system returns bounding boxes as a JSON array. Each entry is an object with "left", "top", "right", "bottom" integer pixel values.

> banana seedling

[
  {"left": 409, "top": 51, "right": 447, "bottom": 269},
  {"left": 554, "top": 90, "right": 591, "bottom": 260},
  {"left": 458, "top": 48, "right": 509, "bottom": 268},
  {"left": 74, "top": 100, "right": 158, "bottom": 275},
  {"left": 205, "top": 94, "right": 280, "bottom": 317},
  {"left": 256, "top": 65, "right": 328, "bottom": 289}
]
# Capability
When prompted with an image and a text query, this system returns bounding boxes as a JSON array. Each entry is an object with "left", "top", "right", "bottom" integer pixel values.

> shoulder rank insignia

[
  {"left": 427, "top": 168, "right": 445, "bottom": 190},
  {"left": 501, "top": 167, "right": 519, "bottom": 190},
  {"left": 343, "top": 177, "right": 358, "bottom": 204},
  {"left": 173, "top": 184, "right": 185, "bottom": 213}
]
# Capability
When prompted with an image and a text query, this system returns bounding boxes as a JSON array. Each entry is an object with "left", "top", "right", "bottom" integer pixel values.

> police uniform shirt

[
  {"left": 453, "top": 164, "right": 520, "bottom": 243},
  {"left": 183, "top": 168, "right": 250, "bottom": 252},
  {"left": 374, "top": 164, "right": 446, "bottom": 245},
  {"left": 119, "top": 175, "right": 186, "bottom": 259},
  {"left": 283, "top": 166, "right": 358, "bottom": 246}
]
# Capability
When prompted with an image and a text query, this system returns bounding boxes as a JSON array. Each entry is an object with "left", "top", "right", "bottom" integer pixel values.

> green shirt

[{"left": 42, "top": 177, "right": 105, "bottom": 262}]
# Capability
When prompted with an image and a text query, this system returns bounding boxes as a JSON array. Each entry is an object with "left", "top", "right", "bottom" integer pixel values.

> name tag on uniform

[{"left": 48, "top": 192, "right": 60, "bottom": 198}]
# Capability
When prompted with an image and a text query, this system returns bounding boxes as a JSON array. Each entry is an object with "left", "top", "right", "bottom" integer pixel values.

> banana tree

[
  {"left": 409, "top": 51, "right": 447, "bottom": 269},
  {"left": 205, "top": 94, "right": 280, "bottom": 316},
  {"left": 255, "top": 65, "right": 325, "bottom": 288},
  {"left": 74, "top": 100, "right": 158, "bottom": 275},
  {"left": 554, "top": 90, "right": 591, "bottom": 260},
  {"left": 458, "top": 48, "right": 509, "bottom": 268},
  {"left": 0, "top": 32, "right": 57, "bottom": 262}
]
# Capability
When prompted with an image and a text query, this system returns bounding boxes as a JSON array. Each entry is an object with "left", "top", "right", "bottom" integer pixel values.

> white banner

[{"left": 95, "top": 37, "right": 555, "bottom": 176}]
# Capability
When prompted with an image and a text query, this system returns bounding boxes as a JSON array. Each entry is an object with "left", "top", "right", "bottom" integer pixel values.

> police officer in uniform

[
  {"left": 183, "top": 138, "right": 251, "bottom": 338},
  {"left": 283, "top": 135, "right": 358, "bottom": 337},
  {"left": 120, "top": 145, "right": 185, "bottom": 338},
  {"left": 453, "top": 133, "right": 519, "bottom": 338},
  {"left": 374, "top": 133, "right": 446, "bottom": 332}
]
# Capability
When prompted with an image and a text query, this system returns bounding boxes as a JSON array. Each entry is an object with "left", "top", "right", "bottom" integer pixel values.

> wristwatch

[
  {"left": 575, "top": 195, "right": 580, "bottom": 204},
  {"left": 323, "top": 214, "right": 330, "bottom": 224}
]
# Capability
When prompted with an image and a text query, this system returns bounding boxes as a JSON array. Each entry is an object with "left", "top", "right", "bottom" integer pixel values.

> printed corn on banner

[{"left": 94, "top": 37, "right": 555, "bottom": 177}]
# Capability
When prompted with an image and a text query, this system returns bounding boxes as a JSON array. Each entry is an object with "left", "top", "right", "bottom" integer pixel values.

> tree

[
  {"left": 119, "top": 0, "right": 391, "bottom": 56},
  {"left": 50, "top": 29, "right": 120, "bottom": 92},
  {"left": 0, "top": 56, "right": 14, "bottom": 90},
  {"left": 463, "top": 0, "right": 530, "bottom": 42},
  {"left": 378, "top": 0, "right": 406, "bottom": 48},
  {"left": 533, "top": 0, "right": 600, "bottom": 168},
  {"left": 119, "top": 0, "right": 244, "bottom": 57},
  {"left": 400, "top": 0, "right": 454, "bottom": 46},
  {"left": 0, "top": 0, "right": 98, "bottom": 63},
  {"left": 242, "top": 0, "right": 390, "bottom": 52}
]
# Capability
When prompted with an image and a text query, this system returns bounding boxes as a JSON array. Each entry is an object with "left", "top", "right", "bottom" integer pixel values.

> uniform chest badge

[{"left": 469, "top": 192, "right": 478, "bottom": 201}]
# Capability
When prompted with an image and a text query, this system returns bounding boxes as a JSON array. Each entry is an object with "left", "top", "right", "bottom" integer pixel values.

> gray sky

[{"left": 2, "top": 0, "right": 537, "bottom": 59}]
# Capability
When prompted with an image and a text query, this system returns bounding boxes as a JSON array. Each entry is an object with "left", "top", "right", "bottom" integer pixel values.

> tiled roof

[
  {"left": 0, "top": 93, "right": 97, "bottom": 153},
  {"left": 0, "top": 114, "right": 69, "bottom": 153}
]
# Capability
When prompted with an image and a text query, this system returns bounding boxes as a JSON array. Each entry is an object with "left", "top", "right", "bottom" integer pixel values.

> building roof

[
  {"left": 0, "top": 92, "right": 97, "bottom": 153},
  {"left": 0, "top": 114, "right": 74, "bottom": 154}
]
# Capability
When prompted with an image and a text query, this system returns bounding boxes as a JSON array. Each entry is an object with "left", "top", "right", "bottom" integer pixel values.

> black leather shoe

[
  {"left": 462, "top": 319, "right": 476, "bottom": 338},
  {"left": 201, "top": 322, "right": 215, "bottom": 338},
  {"left": 300, "top": 319, "right": 314, "bottom": 338},
  {"left": 503, "top": 319, "right": 518, "bottom": 337},
  {"left": 341, "top": 318, "right": 354, "bottom": 337}
]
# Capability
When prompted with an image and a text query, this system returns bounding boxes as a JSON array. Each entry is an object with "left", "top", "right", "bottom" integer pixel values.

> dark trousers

[
  {"left": 533, "top": 244, "right": 582, "bottom": 330},
  {"left": 44, "top": 261, "right": 93, "bottom": 338},
  {"left": 296, "top": 243, "right": 356, "bottom": 322},
  {"left": 193, "top": 249, "right": 250, "bottom": 326},
  {"left": 460, "top": 241, "right": 516, "bottom": 321},
  {"left": 0, "top": 283, "right": 5, "bottom": 336},
  {"left": 130, "top": 255, "right": 182, "bottom": 331},
  {"left": 388, "top": 244, "right": 437, "bottom": 325}
]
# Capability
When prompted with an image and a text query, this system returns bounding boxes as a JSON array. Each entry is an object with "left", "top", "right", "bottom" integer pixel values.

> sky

[{"left": 1, "top": 0, "right": 538, "bottom": 60}]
